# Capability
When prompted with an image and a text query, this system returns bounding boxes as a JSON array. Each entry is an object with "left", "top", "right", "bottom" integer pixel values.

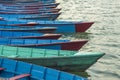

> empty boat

[
  {"left": 0, "top": 38, "right": 88, "bottom": 50},
  {"left": 0, "top": 58, "right": 87, "bottom": 80},
  {"left": 0, "top": 31, "right": 62, "bottom": 39},
  {"left": 0, "top": 45, "right": 105, "bottom": 72}
]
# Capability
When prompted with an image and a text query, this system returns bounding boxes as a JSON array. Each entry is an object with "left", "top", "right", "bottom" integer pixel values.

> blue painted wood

[
  {"left": 0, "top": 20, "right": 81, "bottom": 25},
  {"left": 0, "top": 38, "right": 70, "bottom": 45},
  {"left": 0, "top": 25, "right": 46, "bottom": 29},
  {"left": 0, "top": 0, "right": 55, "bottom": 3},
  {"left": 0, "top": 39, "right": 71, "bottom": 50},
  {"left": 0, "top": 31, "right": 43, "bottom": 38},
  {"left": 0, "top": 59, "right": 17, "bottom": 78},
  {"left": 0, "top": 58, "right": 87, "bottom": 80},
  {"left": 0, "top": 38, "right": 10, "bottom": 45},
  {"left": 36, "top": 45, "right": 61, "bottom": 50},
  {"left": 0, "top": 20, "right": 83, "bottom": 32},
  {"left": 0, "top": 13, "right": 60, "bottom": 21}
]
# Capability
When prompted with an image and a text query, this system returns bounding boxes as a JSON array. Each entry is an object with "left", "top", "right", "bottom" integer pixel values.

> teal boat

[{"left": 0, "top": 45, "right": 105, "bottom": 72}]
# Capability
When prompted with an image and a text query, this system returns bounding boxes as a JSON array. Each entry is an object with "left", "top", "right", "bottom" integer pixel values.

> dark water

[{"left": 57, "top": 0, "right": 120, "bottom": 80}]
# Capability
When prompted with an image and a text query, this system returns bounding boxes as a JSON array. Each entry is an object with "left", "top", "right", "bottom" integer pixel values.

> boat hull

[
  {"left": 14, "top": 40, "right": 88, "bottom": 50},
  {"left": 16, "top": 34, "right": 62, "bottom": 39},
  {"left": 0, "top": 31, "right": 62, "bottom": 39},
  {"left": 0, "top": 39, "right": 88, "bottom": 50},
  {"left": 39, "top": 22, "right": 94, "bottom": 32},
  {"left": 0, "top": 13, "right": 61, "bottom": 21},
  {"left": 0, "top": 58, "right": 87, "bottom": 80},
  {"left": 0, "top": 21, "right": 94, "bottom": 33},
  {"left": 0, "top": 28, "right": 57, "bottom": 33},
  {"left": 12, "top": 52, "right": 105, "bottom": 72}
]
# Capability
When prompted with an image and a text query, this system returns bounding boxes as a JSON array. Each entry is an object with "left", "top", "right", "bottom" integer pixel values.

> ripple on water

[{"left": 57, "top": 0, "right": 120, "bottom": 80}]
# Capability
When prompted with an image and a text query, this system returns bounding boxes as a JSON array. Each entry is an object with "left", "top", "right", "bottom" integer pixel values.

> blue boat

[
  {"left": 0, "top": 38, "right": 88, "bottom": 50},
  {"left": 0, "top": 0, "right": 55, "bottom": 4},
  {"left": 0, "top": 13, "right": 61, "bottom": 21},
  {"left": 0, "top": 20, "right": 94, "bottom": 33},
  {"left": 0, "top": 27, "right": 57, "bottom": 33},
  {"left": 0, "top": 5, "right": 58, "bottom": 11},
  {"left": 0, "top": 2, "right": 60, "bottom": 8},
  {"left": 0, "top": 31, "right": 62, "bottom": 39},
  {"left": 0, "top": 8, "right": 61, "bottom": 13},
  {"left": 0, "top": 58, "right": 87, "bottom": 80},
  {"left": 19, "top": 13, "right": 61, "bottom": 21}
]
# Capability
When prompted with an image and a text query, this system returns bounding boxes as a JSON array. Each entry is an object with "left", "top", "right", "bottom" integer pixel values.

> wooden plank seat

[
  {"left": 0, "top": 58, "right": 87, "bottom": 80},
  {"left": 0, "top": 58, "right": 32, "bottom": 79},
  {"left": 0, "top": 68, "right": 5, "bottom": 71},
  {"left": 0, "top": 67, "right": 31, "bottom": 80},
  {"left": 9, "top": 74, "right": 31, "bottom": 80}
]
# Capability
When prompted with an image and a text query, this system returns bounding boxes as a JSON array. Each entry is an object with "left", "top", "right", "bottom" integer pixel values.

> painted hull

[
  {"left": 0, "top": 21, "right": 94, "bottom": 33},
  {"left": 14, "top": 34, "right": 62, "bottom": 39},
  {"left": 2, "top": 2, "right": 60, "bottom": 7},
  {"left": 1, "top": 5, "right": 58, "bottom": 11},
  {"left": 22, "top": 22, "right": 94, "bottom": 32},
  {"left": 0, "top": 2, "right": 59, "bottom": 8},
  {"left": 0, "top": 0, "right": 56, "bottom": 4},
  {"left": 0, "top": 58, "right": 87, "bottom": 80},
  {"left": 18, "top": 40, "right": 88, "bottom": 50},
  {"left": 0, "top": 31, "right": 62, "bottom": 39},
  {"left": 14, "top": 52, "right": 105, "bottom": 72},
  {"left": 0, "top": 13, "right": 61, "bottom": 20},
  {"left": 0, "top": 46, "right": 105, "bottom": 72},
  {"left": 0, "top": 27, "right": 57, "bottom": 33},
  {"left": 0, "top": 39, "right": 88, "bottom": 50},
  {"left": 0, "top": 8, "right": 61, "bottom": 13},
  {"left": 19, "top": 13, "right": 61, "bottom": 20}
]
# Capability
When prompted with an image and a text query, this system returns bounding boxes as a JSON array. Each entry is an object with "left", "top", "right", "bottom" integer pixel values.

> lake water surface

[{"left": 57, "top": 0, "right": 120, "bottom": 80}]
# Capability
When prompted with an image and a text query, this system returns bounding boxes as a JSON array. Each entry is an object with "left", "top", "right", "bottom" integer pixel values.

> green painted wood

[
  {"left": 0, "top": 45, "right": 105, "bottom": 72},
  {"left": 32, "top": 49, "right": 45, "bottom": 57}
]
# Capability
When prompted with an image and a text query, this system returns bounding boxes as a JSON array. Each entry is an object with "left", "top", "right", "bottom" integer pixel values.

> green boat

[{"left": 0, "top": 45, "right": 105, "bottom": 72}]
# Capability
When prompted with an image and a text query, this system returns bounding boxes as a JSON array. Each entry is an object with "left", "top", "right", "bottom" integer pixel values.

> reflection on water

[
  {"left": 68, "top": 71, "right": 90, "bottom": 78},
  {"left": 57, "top": 0, "right": 120, "bottom": 80},
  {"left": 59, "top": 32, "right": 90, "bottom": 40}
]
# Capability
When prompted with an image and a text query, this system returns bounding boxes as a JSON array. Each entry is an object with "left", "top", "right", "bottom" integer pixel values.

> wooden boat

[
  {"left": 0, "top": 3, "right": 60, "bottom": 13},
  {"left": 0, "top": 0, "right": 55, "bottom": 4},
  {"left": 0, "top": 13, "right": 61, "bottom": 21},
  {"left": 0, "top": 58, "right": 87, "bottom": 80},
  {"left": 0, "top": 12, "right": 61, "bottom": 17},
  {"left": 0, "top": 27, "right": 57, "bottom": 33},
  {"left": 1, "top": 5, "right": 58, "bottom": 10},
  {"left": 0, "top": 31, "right": 62, "bottom": 39},
  {"left": 0, "top": 17, "right": 4, "bottom": 21},
  {"left": 0, "top": 3, "right": 59, "bottom": 10},
  {"left": 0, "top": 20, "right": 94, "bottom": 33},
  {"left": 0, "top": 2, "right": 60, "bottom": 8},
  {"left": 0, "top": 8, "right": 61, "bottom": 13},
  {"left": 0, "top": 38, "right": 88, "bottom": 50},
  {"left": 0, "top": 45, "right": 105, "bottom": 72},
  {"left": 0, "top": 1, "right": 59, "bottom": 6},
  {"left": 3, "top": 2, "right": 60, "bottom": 6},
  {"left": 19, "top": 13, "right": 61, "bottom": 20}
]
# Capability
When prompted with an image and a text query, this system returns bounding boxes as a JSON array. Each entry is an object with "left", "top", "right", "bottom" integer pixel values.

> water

[{"left": 56, "top": 0, "right": 120, "bottom": 80}]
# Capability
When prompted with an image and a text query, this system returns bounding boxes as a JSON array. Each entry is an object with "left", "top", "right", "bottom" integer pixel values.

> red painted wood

[
  {"left": 75, "top": 22, "right": 94, "bottom": 32},
  {"left": 9, "top": 74, "right": 31, "bottom": 80},
  {"left": 61, "top": 40, "right": 88, "bottom": 50},
  {"left": 0, "top": 68, "right": 5, "bottom": 71},
  {"left": 19, "top": 34, "right": 62, "bottom": 39}
]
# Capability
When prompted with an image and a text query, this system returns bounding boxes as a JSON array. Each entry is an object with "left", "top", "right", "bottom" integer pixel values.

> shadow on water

[
  {"left": 56, "top": 32, "right": 92, "bottom": 40},
  {"left": 56, "top": 32, "right": 92, "bottom": 78},
  {"left": 68, "top": 71, "right": 90, "bottom": 78}
]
